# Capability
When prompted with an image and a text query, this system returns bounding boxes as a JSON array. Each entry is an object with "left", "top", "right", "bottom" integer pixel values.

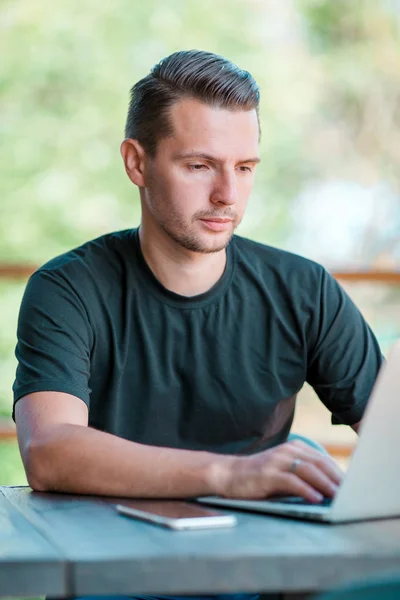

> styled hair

[{"left": 124, "top": 49, "right": 260, "bottom": 156}]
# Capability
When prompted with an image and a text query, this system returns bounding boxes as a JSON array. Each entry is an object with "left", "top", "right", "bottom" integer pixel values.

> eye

[
  {"left": 237, "top": 165, "right": 253, "bottom": 173},
  {"left": 188, "top": 164, "right": 209, "bottom": 171}
]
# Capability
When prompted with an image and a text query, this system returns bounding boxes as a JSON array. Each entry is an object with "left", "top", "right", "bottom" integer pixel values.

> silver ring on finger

[{"left": 289, "top": 458, "right": 303, "bottom": 474}]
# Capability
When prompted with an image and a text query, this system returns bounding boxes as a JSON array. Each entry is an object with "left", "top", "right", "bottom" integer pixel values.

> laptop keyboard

[{"left": 268, "top": 496, "right": 333, "bottom": 507}]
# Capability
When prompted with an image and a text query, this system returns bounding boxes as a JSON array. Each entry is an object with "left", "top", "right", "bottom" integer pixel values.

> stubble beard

[
  {"left": 160, "top": 211, "right": 239, "bottom": 254},
  {"left": 145, "top": 181, "right": 240, "bottom": 253}
]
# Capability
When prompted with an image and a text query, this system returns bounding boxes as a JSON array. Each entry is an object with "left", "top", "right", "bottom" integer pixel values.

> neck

[{"left": 138, "top": 221, "right": 227, "bottom": 297}]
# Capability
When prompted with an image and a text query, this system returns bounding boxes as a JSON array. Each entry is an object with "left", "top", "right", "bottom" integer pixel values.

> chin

[
  {"left": 190, "top": 231, "right": 233, "bottom": 254},
  {"left": 168, "top": 231, "right": 229, "bottom": 254},
  {"left": 163, "top": 221, "right": 235, "bottom": 254}
]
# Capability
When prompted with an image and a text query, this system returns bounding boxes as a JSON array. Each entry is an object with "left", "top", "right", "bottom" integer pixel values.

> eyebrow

[{"left": 173, "top": 151, "right": 261, "bottom": 164}]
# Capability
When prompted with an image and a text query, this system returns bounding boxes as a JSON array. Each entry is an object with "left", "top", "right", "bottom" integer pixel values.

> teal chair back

[
  {"left": 288, "top": 432, "right": 328, "bottom": 454},
  {"left": 314, "top": 574, "right": 400, "bottom": 600}
]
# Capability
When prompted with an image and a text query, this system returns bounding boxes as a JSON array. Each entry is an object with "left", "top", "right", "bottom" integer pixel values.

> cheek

[
  {"left": 173, "top": 171, "right": 212, "bottom": 204},
  {"left": 159, "top": 174, "right": 205, "bottom": 218},
  {"left": 238, "top": 177, "right": 254, "bottom": 202},
  {"left": 163, "top": 169, "right": 198, "bottom": 195},
  {"left": 150, "top": 174, "right": 184, "bottom": 210}
]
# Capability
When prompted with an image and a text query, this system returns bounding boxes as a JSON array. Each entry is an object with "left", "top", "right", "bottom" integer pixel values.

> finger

[
  {"left": 287, "top": 442, "right": 343, "bottom": 485},
  {"left": 311, "top": 455, "right": 343, "bottom": 486},
  {"left": 289, "top": 460, "right": 339, "bottom": 498},
  {"left": 272, "top": 472, "right": 325, "bottom": 503},
  {"left": 294, "top": 452, "right": 343, "bottom": 486}
]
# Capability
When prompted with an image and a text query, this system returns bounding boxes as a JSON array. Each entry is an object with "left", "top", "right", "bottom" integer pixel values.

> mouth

[{"left": 199, "top": 218, "right": 233, "bottom": 232}]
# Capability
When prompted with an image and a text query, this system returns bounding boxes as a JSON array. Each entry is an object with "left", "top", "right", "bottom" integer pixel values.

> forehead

[{"left": 165, "top": 97, "right": 260, "bottom": 158}]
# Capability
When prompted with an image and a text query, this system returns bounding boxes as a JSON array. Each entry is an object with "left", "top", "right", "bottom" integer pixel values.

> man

[{"left": 14, "top": 50, "right": 380, "bottom": 527}]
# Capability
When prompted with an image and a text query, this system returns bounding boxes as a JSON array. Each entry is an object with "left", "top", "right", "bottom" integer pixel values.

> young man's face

[{"left": 142, "top": 97, "right": 260, "bottom": 254}]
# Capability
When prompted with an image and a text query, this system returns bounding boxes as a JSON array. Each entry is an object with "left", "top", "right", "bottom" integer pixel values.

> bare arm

[
  {"left": 16, "top": 391, "right": 342, "bottom": 502},
  {"left": 15, "top": 391, "right": 231, "bottom": 498}
]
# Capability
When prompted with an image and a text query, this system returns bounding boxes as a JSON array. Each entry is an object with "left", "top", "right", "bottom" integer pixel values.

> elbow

[
  {"left": 22, "top": 441, "right": 55, "bottom": 492},
  {"left": 27, "top": 473, "right": 48, "bottom": 492}
]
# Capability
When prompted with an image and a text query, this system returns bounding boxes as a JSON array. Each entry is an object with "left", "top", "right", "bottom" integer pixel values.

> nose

[{"left": 211, "top": 170, "right": 237, "bottom": 206}]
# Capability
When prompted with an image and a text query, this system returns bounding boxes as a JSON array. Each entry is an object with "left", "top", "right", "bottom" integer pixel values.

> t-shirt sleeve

[
  {"left": 12, "top": 269, "right": 93, "bottom": 420},
  {"left": 306, "top": 267, "right": 384, "bottom": 426}
]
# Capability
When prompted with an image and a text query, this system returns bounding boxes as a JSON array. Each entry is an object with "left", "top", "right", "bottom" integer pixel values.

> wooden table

[{"left": 1, "top": 486, "right": 400, "bottom": 599}]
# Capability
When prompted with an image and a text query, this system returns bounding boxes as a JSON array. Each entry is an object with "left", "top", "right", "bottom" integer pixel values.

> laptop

[{"left": 197, "top": 340, "right": 400, "bottom": 524}]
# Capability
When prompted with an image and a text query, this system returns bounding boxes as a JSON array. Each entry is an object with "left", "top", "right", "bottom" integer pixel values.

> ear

[{"left": 120, "top": 139, "right": 147, "bottom": 187}]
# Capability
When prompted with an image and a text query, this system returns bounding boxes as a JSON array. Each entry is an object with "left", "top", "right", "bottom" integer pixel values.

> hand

[{"left": 214, "top": 439, "right": 343, "bottom": 503}]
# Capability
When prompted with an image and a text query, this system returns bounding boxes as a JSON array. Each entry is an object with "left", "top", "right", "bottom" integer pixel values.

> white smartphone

[{"left": 115, "top": 499, "right": 237, "bottom": 530}]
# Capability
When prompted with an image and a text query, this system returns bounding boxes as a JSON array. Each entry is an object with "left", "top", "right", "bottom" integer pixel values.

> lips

[
  {"left": 202, "top": 218, "right": 232, "bottom": 223},
  {"left": 200, "top": 218, "right": 233, "bottom": 232}
]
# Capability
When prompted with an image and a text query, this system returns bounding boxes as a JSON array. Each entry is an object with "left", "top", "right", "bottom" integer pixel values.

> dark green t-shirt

[{"left": 13, "top": 229, "right": 383, "bottom": 454}]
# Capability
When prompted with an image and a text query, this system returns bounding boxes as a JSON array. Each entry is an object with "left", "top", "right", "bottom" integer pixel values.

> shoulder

[
  {"left": 27, "top": 229, "right": 137, "bottom": 299},
  {"left": 38, "top": 229, "right": 136, "bottom": 274},
  {"left": 38, "top": 230, "right": 136, "bottom": 273},
  {"left": 231, "top": 234, "right": 326, "bottom": 284}
]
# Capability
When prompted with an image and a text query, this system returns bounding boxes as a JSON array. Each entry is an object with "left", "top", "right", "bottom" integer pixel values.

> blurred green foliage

[
  {"left": 2, "top": 0, "right": 399, "bottom": 264},
  {"left": 0, "top": 282, "right": 25, "bottom": 417},
  {"left": 0, "top": 441, "right": 27, "bottom": 485},
  {"left": 1, "top": 0, "right": 400, "bottom": 482}
]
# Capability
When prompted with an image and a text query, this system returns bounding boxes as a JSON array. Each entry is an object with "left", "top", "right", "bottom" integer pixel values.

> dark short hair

[{"left": 124, "top": 49, "right": 260, "bottom": 156}]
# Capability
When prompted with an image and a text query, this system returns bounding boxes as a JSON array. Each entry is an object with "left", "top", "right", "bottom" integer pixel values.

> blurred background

[{"left": 1, "top": 0, "right": 400, "bottom": 483}]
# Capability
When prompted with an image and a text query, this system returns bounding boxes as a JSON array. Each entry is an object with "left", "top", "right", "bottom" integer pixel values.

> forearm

[{"left": 25, "top": 423, "right": 233, "bottom": 498}]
